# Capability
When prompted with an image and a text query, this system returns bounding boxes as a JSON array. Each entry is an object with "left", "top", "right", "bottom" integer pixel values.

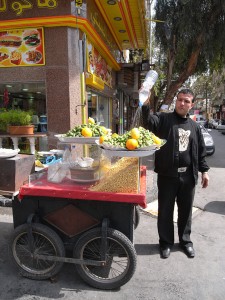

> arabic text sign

[
  {"left": 0, "top": 0, "right": 58, "bottom": 16},
  {"left": 75, "top": 0, "right": 82, "bottom": 8},
  {"left": 0, "top": 27, "right": 45, "bottom": 67}
]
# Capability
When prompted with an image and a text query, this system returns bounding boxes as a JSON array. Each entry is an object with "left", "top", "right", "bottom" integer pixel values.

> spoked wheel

[
  {"left": 11, "top": 223, "right": 65, "bottom": 280},
  {"left": 73, "top": 227, "right": 137, "bottom": 290}
]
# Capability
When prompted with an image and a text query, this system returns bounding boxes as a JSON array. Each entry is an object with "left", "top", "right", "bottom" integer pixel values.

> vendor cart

[{"left": 10, "top": 140, "right": 156, "bottom": 290}]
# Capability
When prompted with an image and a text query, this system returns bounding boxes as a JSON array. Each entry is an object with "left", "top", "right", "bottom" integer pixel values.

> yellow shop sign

[
  {"left": 75, "top": 0, "right": 83, "bottom": 7},
  {"left": 86, "top": 73, "right": 104, "bottom": 90},
  {"left": 0, "top": 0, "right": 58, "bottom": 16},
  {"left": 0, "top": 27, "right": 45, "bottom": 68}
]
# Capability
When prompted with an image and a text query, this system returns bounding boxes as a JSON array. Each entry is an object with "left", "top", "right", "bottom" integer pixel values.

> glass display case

[
  {"left": 31, "top": 136, "right": 157, "bottom": 194},
  {"left": 92, "top": 147, "right": 156, "bottom": 194},
  {"left": 67, "top": 143, "right": 105, "bottom": 183},
  {"left": 44, "top": 141, "right": 105, "bottom": 184}
]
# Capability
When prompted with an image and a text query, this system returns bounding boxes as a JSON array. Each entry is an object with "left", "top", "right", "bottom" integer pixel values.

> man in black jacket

[{"left": 142, "top": 88, "right": 209, "bottom": 259}]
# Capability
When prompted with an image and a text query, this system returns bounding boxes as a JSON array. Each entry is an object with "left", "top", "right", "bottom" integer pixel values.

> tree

[
  {"left": 191, "top": 74, "right": 213, "bottom": 116},
  {"left": 154, "top": 0, "right": 225, "bottom": 105},
  {"left": 191, "top": 75, "right": 212, "bottom": 99}
]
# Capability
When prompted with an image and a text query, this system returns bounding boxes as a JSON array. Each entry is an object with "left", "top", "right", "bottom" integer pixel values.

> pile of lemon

[
  {"left": 35, "top": 159, "right": 44, "bottom": 168},
  {"left": 65, "top": 117, "right": 109, "bottom": 137},
  {"left": 99, "top": 126, "right": 163, "bottom": 151}
]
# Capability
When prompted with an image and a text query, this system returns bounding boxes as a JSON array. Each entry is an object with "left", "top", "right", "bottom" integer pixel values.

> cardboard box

[{"left": 0, "top": 154, "right": 35, "bottom": 192}]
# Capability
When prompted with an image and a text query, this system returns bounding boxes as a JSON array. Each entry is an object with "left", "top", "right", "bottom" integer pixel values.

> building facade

[{"left": 0, "top": 0, "right": 148, "bottom": 148}]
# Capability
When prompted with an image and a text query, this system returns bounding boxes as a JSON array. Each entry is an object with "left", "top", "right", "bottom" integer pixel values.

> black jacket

[{"left": 142, "top": 106, "right": 209, "bottom": 184}]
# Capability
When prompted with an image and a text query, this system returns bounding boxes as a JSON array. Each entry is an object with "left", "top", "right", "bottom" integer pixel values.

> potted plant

[
  {"left": 0, "top": 109, "right": 9, "bottom": 133},
  {"left": 0, "top": 109, "right": 34, "bottom": 135}
]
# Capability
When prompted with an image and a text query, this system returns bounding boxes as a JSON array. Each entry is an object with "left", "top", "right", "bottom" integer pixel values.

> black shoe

[
  {"left": 180, "top": 245, "right": 195, "bottom": 258},
  {"left": 160, "top": 247, "right": 171, "bottom": 259}
]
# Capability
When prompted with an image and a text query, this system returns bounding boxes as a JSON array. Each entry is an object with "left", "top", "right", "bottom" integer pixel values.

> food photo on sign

[
  {"left": 0, "top": 27, "right": 45, "bottom": 67},
  {"left": 87, "top": 40, "right": 112, "bottom": 87},
  {"left": 23, "top": 29, "right": 40, "bottom": 47}
]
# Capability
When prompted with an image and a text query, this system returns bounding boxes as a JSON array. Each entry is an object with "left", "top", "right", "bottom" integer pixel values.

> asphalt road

[
  {"left": 0, "top": 128, "right": 225, "bottom": 300},
  {"left": 205, "top": 128, "right": 225, "bottom": 168}
]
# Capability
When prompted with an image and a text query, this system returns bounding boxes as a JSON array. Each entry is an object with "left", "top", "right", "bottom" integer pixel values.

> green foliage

[
  {"left": 153, "top": 0, "right": 225, "bottom": 103},
  {"left": 155, "top": 0, "right": 225, "bottom": 74},
  {"left": 8, "top": 109, "right": 32, "bottom": 125},
  {"left": 0, "top": 109, "right": 32, "bottom": 132},
  {"left": 191, "top": 74, "right": 213, "bottom": 97}
]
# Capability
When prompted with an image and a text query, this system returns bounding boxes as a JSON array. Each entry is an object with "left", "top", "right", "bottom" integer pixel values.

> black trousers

[{"left": 157, "top": 172, "right": 195, "bottom": 248}]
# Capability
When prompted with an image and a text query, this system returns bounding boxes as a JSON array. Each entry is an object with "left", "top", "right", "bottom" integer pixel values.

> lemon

[
  {"left": 130, "top": 128, "right": 140, "bottom": 139},
  {"left": 126, "top": 138, "right": 139, "bottom": 150},
  {"left": 99, "top": 135, "right": 106, "bottom": 144},
  {"left": 152, "top": 134, "right": 162, "bottom": 145},
  {"left": 81, "top": 127, "right": 92, "bottom": 137},
  {"left": 100, "top": 126, "right": 108, "bottom": 134},
  {"left": 88, "top": 117, "right": 95, "bottom": 124},
  {"left": 112, "top": 133, "right": 119, "bottom": 138},
  {"left": 35, "top": 160, "right": 44, "bottom": 168}
]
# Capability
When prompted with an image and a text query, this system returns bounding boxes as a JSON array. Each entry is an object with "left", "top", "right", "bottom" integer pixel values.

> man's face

[{"left": 175, "top": 93, "right": 194, "bottom": 117}]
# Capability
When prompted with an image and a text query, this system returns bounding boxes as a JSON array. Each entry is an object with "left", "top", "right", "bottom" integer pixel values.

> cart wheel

[
  {"left": 134, "top": 206, "right": 140, "bottom": 229},
  {"left": 73, "top": 227, "right": 137, "bottom": 290},
  {"left": 11, "top": 223, "right": 65, "bottom": 280}
]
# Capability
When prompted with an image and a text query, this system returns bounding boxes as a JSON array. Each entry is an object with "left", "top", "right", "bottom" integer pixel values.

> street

[{"left": 0, "top": 129, "right": 225, "bottom": 300}]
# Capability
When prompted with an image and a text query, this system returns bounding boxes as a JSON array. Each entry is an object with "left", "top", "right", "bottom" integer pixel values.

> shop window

[
  {"left": 88, "top": 91, "right": 110, "bottom": 128},
  {"left": 0, "top": 82, "right": 46, "bottom": 132}
]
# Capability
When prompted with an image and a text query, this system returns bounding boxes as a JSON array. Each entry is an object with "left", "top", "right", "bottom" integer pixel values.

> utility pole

[
  {"left": 205, "top": 82, "right": 208, "bottom": 120},
  {"left": 147, "top": 0, "right": 154, "bottom": 64}
]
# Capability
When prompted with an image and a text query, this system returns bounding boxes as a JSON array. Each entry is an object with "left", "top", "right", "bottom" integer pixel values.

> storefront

[
  {"left": 0, "top": 0, "right": 148, "bottom": 148},
  {"left": 0, "top": 81, "right": 46, "bottom": 130},
  {"left": 87, "top": 90, "right": 111, "bottom": 127},
  {"left": 221, "top": 104, "right": 225, "bottom": 119}
]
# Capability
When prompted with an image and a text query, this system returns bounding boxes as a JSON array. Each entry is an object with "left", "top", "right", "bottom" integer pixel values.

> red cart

[{"left": 10, "top": 154, "right": 148, "bottom": 290}]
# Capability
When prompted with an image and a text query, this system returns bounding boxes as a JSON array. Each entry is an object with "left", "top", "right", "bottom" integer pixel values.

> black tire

[
  {"left": 11, "top": 223, "right": 65, "bottom": 280},
  {"left": 134, "top": 206, "right": 140, "bottom": 229},
  {"left": 73, "top": 227, "right": 137, "bottom": 290},
  {"left": 207, "top": 148, "right": 215, "bottom": 156}
]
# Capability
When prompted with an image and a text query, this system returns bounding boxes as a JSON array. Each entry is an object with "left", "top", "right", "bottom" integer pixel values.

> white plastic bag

[{"left": 47, "top": 161, "right": 68, "bottom": 183}]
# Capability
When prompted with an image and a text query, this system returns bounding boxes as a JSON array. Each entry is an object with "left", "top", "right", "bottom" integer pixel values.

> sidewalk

[
  {"left": 0, "top": 167, "right": 225, "bottom": 299},
  {"left": 0, "top": 188, "right": 224, "bottom": 300},
  {"left": 143, "top": 156, "right": 200, "bottom": 220},
  {"left": 142, "top": 200, "right": 199, "bottom": 222},
  {"left": 0, "top": 194, "right": 13, "bottom": 207}
]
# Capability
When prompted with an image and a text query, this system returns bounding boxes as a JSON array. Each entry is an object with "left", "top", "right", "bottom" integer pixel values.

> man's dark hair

[{"left": 177, "top": 88, "right": 195, "bottom": 103}]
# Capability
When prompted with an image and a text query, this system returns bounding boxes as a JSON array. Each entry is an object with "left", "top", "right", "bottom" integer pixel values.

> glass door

[{"left": 87, "top": 91, "right": 110, "bottom": 128}]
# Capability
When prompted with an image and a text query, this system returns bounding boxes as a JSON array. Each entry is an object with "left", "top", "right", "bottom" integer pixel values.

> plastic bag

[{"left": 47, "top": 161, "right": 69, "bottom": 183}]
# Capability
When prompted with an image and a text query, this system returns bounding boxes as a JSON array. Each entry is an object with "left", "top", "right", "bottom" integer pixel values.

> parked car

[
  {"left": 217, "top": 120, "right": 225, "bottom": 134},
  {"left": 208, "top": 119, "right": 220, "bottom": 129},
  {"left": 195, "top": 115, "right": 207, "bottom": 127},
  {"left": 199, "top": 124, "right": 215, "bottom": 155}
]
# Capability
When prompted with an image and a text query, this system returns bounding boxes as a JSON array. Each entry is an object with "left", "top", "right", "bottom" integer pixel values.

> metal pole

[
  {"left": 206, "top": 82, "right": 208, "bottom": 121},
  {"left": 148, "top": 0, "right": 154, "bottom": 64},
  {"left": 79, "top": 36, "right": 86, "bottom": 124}
]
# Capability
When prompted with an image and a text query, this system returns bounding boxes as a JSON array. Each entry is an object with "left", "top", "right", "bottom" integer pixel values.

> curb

[{"left": 140, "top": 200, "right": 200, "bottom": 222}]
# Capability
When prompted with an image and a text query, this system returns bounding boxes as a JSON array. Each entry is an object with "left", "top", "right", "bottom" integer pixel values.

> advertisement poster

[
  {"left": 0, "top": 27, "right": 45, "bottom": 67},
  {"left": 87, "top": 40, "right": 112, "bottom": 87}
]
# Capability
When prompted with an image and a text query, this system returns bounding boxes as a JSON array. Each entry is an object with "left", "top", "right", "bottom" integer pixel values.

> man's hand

[
  {"left": 143, "top": 98, "right": 150, "bottom": 106},
  {"left": 201, "top": 172, "right": 209, "bottom": 188},
  {"left": 141, "top": 91, "right": 151, "bottom": 106}
]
